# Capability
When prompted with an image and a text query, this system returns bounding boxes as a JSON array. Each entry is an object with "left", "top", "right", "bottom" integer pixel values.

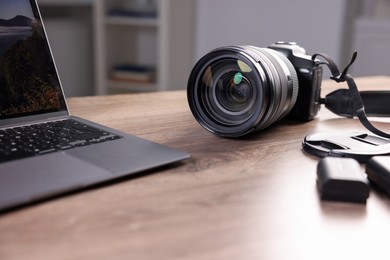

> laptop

[{"left": 0, "top": 0, "right": 189, "bottom": 212}]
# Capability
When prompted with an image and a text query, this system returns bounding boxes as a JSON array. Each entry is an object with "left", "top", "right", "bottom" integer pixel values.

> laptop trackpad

[
  {"left": 66, "top": 137, "right": 181, "bottom": 174},
  {"left": 0, "top": 152, "right": 110, "bottom": 207}
]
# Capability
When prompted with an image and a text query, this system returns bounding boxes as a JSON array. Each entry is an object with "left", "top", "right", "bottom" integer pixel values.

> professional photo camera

[
  {"left": 188, "top": 41, "right": 390, "bottom": 162},
  {"left": 187, "top": 41, "right": 323, "bottom": 137}
]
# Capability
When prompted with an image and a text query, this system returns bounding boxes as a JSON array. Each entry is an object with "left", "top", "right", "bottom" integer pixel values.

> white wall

[
  {"left": 195, "top": 0, "right": 348, "bottom": 66},
  {"left": 44, "top": 18, "right": 93, "bottom": 97},
  {"left": 351, "top": 0, "right": 390, "bottom": 77}
]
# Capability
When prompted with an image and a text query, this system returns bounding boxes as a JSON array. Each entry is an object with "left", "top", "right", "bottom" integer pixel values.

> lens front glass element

[
  {"left": 217, "top": 71, "right": 252, "bottom": 112},
  {"left": 200, "top": 57, "right": 261, "bottom": 126}
]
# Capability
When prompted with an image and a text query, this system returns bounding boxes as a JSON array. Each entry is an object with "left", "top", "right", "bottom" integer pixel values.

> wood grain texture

[{"left": 1, "top": 77, "right": 390, "bottom": 260}]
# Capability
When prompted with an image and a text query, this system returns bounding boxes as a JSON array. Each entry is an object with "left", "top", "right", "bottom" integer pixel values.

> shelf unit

[
  {"left": 38, "top": 0, "right": 194, "bottom": 95},
  {"left": 94, "top": 0, "right": 194, "bottom": 94}
]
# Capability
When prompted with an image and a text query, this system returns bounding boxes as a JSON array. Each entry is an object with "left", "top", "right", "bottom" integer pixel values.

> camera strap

[{"left": 312, "top": 52, "right": 390, "bottom": 139}]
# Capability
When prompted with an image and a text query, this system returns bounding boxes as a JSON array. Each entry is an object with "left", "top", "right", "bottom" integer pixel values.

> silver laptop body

[{"left": 0, "top": 0, "right": 189, "bottom": 212}]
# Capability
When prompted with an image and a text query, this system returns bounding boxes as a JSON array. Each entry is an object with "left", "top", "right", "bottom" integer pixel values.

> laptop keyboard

[{"left": 0, "top": 119, "right": 122, "bottom": 163}]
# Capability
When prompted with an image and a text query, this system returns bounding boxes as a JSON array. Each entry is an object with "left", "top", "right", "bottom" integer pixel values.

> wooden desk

[{"left": 1, "top": 76, "right": 390, "bottom": 260}]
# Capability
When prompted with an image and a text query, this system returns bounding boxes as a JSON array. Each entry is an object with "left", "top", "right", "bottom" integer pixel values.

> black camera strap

[
  {"left": 323, "top": 89, "right": 390, "bottom": 118},
  {"left": 312, "top": 52, "right": 390, "bottom": 139}
]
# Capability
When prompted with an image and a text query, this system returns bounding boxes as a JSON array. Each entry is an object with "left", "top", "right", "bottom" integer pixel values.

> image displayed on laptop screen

[{"left": 0, "top": 0, "right": 67, "bottom": 120}]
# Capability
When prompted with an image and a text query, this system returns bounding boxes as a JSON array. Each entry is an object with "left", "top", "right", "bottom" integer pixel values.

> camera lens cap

[{"left": 303, "top": 132, "right": 390, "bottom": 163}]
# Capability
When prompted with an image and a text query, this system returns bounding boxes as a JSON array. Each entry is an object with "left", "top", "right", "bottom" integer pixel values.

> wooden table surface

[{"left": 1, "top": 76, "right": 390, "bottom": 260}]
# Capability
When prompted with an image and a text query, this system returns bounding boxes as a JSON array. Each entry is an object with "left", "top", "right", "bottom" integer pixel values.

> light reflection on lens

[
  {"left": 234, "top": 72, "right": 243, "bottom": 85},
  {"left": 237, "top": 60, "right": 252, "bottom": 73},
  {"left": 202, "top": 66, "right": 213, "bottom": 87}
]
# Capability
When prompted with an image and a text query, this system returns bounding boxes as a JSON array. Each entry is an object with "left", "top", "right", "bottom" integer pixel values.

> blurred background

[{"left": 37, "top": 0, "right": 390, "bottom": 97}]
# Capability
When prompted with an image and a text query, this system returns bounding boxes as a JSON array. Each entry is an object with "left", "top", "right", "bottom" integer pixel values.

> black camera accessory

[
  {"left": 323, "top": 89, "right": 390, "bottom": 118},
  {"left": 317, "top": 157, "right": 369, "bottom": 203},
  {"left": 303, "top": 132, "right": 390, "bottom": 163},
  {"left": 303, "top": 52, "right": 390, "bottom": 162},
  {"left": 312, "top": 52, "right": 390, "bottom": 139},
  {"left": 366, "top": 156, "right": 390, "bottom": 197}
]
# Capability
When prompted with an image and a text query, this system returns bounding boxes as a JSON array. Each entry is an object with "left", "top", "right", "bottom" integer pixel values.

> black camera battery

[
  {"left": 366, "top": 156, "right": 390, "bottom": 197},
  {"left": 317, "top": 157, "right": 369, "bottom": 203}
]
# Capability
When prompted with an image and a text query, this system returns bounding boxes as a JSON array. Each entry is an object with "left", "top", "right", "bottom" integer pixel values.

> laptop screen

[{"left": 0, "top": 0, "right": 67, "bottom": 120}]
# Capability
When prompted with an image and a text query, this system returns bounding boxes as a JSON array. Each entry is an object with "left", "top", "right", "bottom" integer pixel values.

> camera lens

[
  {"left": 204, "top": 58, "right": 258, "bottom": 126},
  {"left": 219, "top": 76, "right": 251, "bottom": 110},
  {"left": 187, "top": 46, "right": 299, "bottom": 137}
]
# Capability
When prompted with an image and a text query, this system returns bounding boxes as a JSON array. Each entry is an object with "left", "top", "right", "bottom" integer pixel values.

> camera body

[
  {"left": 268, "top": 41, "right": 323, "bottom": 121},
  {"left": 187, "top": 41, "right": 324, "bottom": 137}
]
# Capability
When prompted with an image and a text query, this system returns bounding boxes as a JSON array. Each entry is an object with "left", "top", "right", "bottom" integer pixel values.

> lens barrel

[{"left": 187, "top": 46, "right": 299, "bottom": 137}]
